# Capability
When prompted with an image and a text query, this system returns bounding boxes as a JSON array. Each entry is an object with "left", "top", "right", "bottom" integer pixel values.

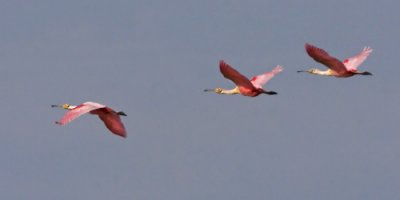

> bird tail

[{"left": 117, "top": 111, "right": 127, "bottom": 116}]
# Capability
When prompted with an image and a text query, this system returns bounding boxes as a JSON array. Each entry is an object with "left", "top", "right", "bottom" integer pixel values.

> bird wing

[
  {"left": 343, "top": 46, "right": 373, "bottom": 71},
  {"left": 250, "top": 65, "right": 283, "bottom": 89},
  {"left": 219, "top": 60, "right": 255, "bottom": 90},
  {"left": 56, "top": 101, "right": 106, "bottom": 125},
  {"left": 96, "top": 107, "right": 127, "bottom": 138},
  {"left": 305, "top": 43, "right": 348, "bottom": 74}
]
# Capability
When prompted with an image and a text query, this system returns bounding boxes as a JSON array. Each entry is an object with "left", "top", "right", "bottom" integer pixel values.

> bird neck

[
  {"left": 66, "top": 105, "right": 77, "bottom": 110},
  {"left": 220, "top": 87, "right": 240, "bottom": 95},
  {"left": 312, "top": 69, "right": 333, "bottom": 76}
]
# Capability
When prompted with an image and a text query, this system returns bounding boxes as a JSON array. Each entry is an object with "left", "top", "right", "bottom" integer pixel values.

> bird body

[
  {"left": 205, "top": 60, "right": 283, "bottom": 97},
  {"left": 298, "top": 43, "right": 373, "bottom": 77},
  {"left": 52, "top": 101, "right": 127, "bottom": 138}
]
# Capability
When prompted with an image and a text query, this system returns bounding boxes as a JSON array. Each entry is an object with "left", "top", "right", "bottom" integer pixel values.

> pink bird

[
  {"left": 204, "top": 60, "right": 283, "bottom": 97},
  {"left": 298, "top": 43, "right": 373, "bottom": 77},
  {"left": 52, "top": 101, "right": 127, "bottom": 138}
]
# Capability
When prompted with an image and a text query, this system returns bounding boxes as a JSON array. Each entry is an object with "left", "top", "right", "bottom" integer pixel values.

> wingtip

[
  {"left": 116, "top": 132, "right": 127, "bottom": 138},
  {"left": 305, "top": 43, "right": 315, "bottom": 49},
  {"left": 305, "top": 43, "right": 315, "bottom": 54},
  {"left": 55, "top": 121, "right": 63, "bottom": 125},
  {"left": 111, "top": 128, "right": 127, "bottom": 138},
  {"left": 219, "top": 60, "right": 227, "bottom": 66},
  {"left": 363, "top": 46, "right": 373, "bottom": 52},
  {"left": 273, "top": 65, "right": 284, "bottom": 73},
  {"left": 219, "top": 60, "right": 232, "bottom": 71}
]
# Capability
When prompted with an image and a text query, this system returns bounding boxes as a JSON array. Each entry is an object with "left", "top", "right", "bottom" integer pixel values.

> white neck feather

[
  {"left": 221, "top": 87, "right": 240, "bottom": 95},
  {"left": 68, "top": 105, "right": 77, "bottom": 109},
  {"left": 314, "top": 69, "right": 332, "bottom": 76}
]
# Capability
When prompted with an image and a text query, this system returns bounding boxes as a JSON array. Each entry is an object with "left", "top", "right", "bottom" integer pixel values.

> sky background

[{"left": 1, "top": 0, "right": 399, "bottom": 199}]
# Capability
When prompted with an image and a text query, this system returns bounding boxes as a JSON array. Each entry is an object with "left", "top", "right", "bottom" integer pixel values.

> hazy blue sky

[{"left": 1, "top": 0, "right": 399, "bottom": 199}]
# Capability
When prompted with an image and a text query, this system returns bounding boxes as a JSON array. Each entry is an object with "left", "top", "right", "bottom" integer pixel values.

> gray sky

[{"left": 1, "top": 0, "right": 399, "bottom": 199}]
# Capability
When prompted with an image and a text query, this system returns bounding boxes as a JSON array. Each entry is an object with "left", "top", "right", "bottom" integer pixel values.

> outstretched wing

[
  {"left": 305, "top": 43, "right": 348, "bottom": 74},
  {"left": 219, "top": 60, "right": 255, "bottom": 90},
  {"left": 250, "top": 65, "right": 283, "bottom": 89},
  {"left": 343, "top": 46, "right": 373, "bottom": 71},
  {"left": 96, "top": 107, "right": 127, "bottom": 138},
  {"left": 56, "top": 101, "right": 106, "bottom": 125}
]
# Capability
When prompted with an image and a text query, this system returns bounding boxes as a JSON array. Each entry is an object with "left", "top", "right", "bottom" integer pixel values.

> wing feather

[
  {"left": 219, "top": 60, "right": 255, "bottom": 90},
  {"left": 343, "top": 46, "right": 373, "bottom": 70},
  {"left": 56, "top": 102, "right": 106, "bottom": 125},
  {"left": 305, "top": 43, "right": 348, "bottom": 74},
  {"left": 96, "top": 107, "right": 127, "bottom": 138},
  {"left": 250, "top": 65, "right": 283, "bottom": 89}
]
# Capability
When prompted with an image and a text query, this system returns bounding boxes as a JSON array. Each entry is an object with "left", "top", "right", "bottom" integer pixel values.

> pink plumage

[
  {"left": 250, "top": 65, "right": 283, "bottom": 89},
  {"left": 219, "top": 60, "right": 283, "bottom": 97},
  {"left": 304, "top": 43, "right": 373, "bottom": 77},
  {"left": 343, "top": 46, "right": 373, "bottom": 71},
  {"left": 305, "top": 43, "right": 348, "bottom": 74},
  {"left": 55, "top": 101, "right": 127, "bottom": 138},
  {"left": 56, "top": 102, "right": 106, "bottom": 125}
]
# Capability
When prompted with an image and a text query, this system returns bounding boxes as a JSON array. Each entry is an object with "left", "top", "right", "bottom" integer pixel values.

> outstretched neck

[
  {"left": 67, "top": 105, "right": 77, "bottom": 110},
  {"left": 313, "top": 69, "right": 333, "bottom": 76},
  {"left": 221, "top": 87, "right": 240, "bottom": 95}
]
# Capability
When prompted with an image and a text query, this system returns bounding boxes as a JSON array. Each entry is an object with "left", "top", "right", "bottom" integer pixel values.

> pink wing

[
  {"left": 250, "top": 65, "right": 283, "bottom": 89},
  {"left": 56, "top": 101, "right": 106, "bottom": 125},
  {"left": 219, "top": 60, "right": 256, "bottom": 90},
  {"left": 95, "top": 107, "right": 127, "bottom": 138},
  {"left": 305, "top": 43, "right": 348, "bottom": 74},
  {"left": 343, "top": 46, "right": 373, "bottom": 70}
]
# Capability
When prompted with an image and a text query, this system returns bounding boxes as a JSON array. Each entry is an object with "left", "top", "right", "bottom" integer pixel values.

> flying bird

[
  {"left": 204, "top": 60, "right": 283, "bottom": 97},
  {"left": 52, "top": 101, "right": 127, "bottom": 138},
  {"left": 298, "top": 43, "right": 373, "bottom": 77}
]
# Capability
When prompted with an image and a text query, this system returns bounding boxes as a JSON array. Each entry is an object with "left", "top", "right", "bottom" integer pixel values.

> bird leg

[
  {"left": 356, "top": 71, "right": 373, "bottom": 76},
  {"left": 259, "top": 88, "right": 277, "bottom": 95},
  {"left": 262, "top": 90, "right": 277, "bottom": 95},
  {"left": 117, "top": 111, "right": 127, "bottom": 116}
]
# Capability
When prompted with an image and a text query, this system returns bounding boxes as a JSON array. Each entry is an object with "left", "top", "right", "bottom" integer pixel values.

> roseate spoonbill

[
  {"left": 298, "top": 43, "right": 373, "bottom": 77},
  {"left": 204, "top": 60, "right": 283, "bottom": 97},
  {"left": 52, "top": 101, "right": 127, "bottom": 138}
]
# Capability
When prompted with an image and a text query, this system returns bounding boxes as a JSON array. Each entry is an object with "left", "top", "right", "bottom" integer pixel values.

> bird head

[
  {"left": 214, "top": 88, "right": 223, "bottom": 94},
  {"left": 204, "top": 88, "right": 223, "bottom": 94},
  {"left": 51, "top": 104, "right": 74, "bottom": 110},
  {"left": 62, "top": 104, "right": 72, "bottom": 109},
  {"left": 297, "top": 68, "right": 318, "bottom": 74}
]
